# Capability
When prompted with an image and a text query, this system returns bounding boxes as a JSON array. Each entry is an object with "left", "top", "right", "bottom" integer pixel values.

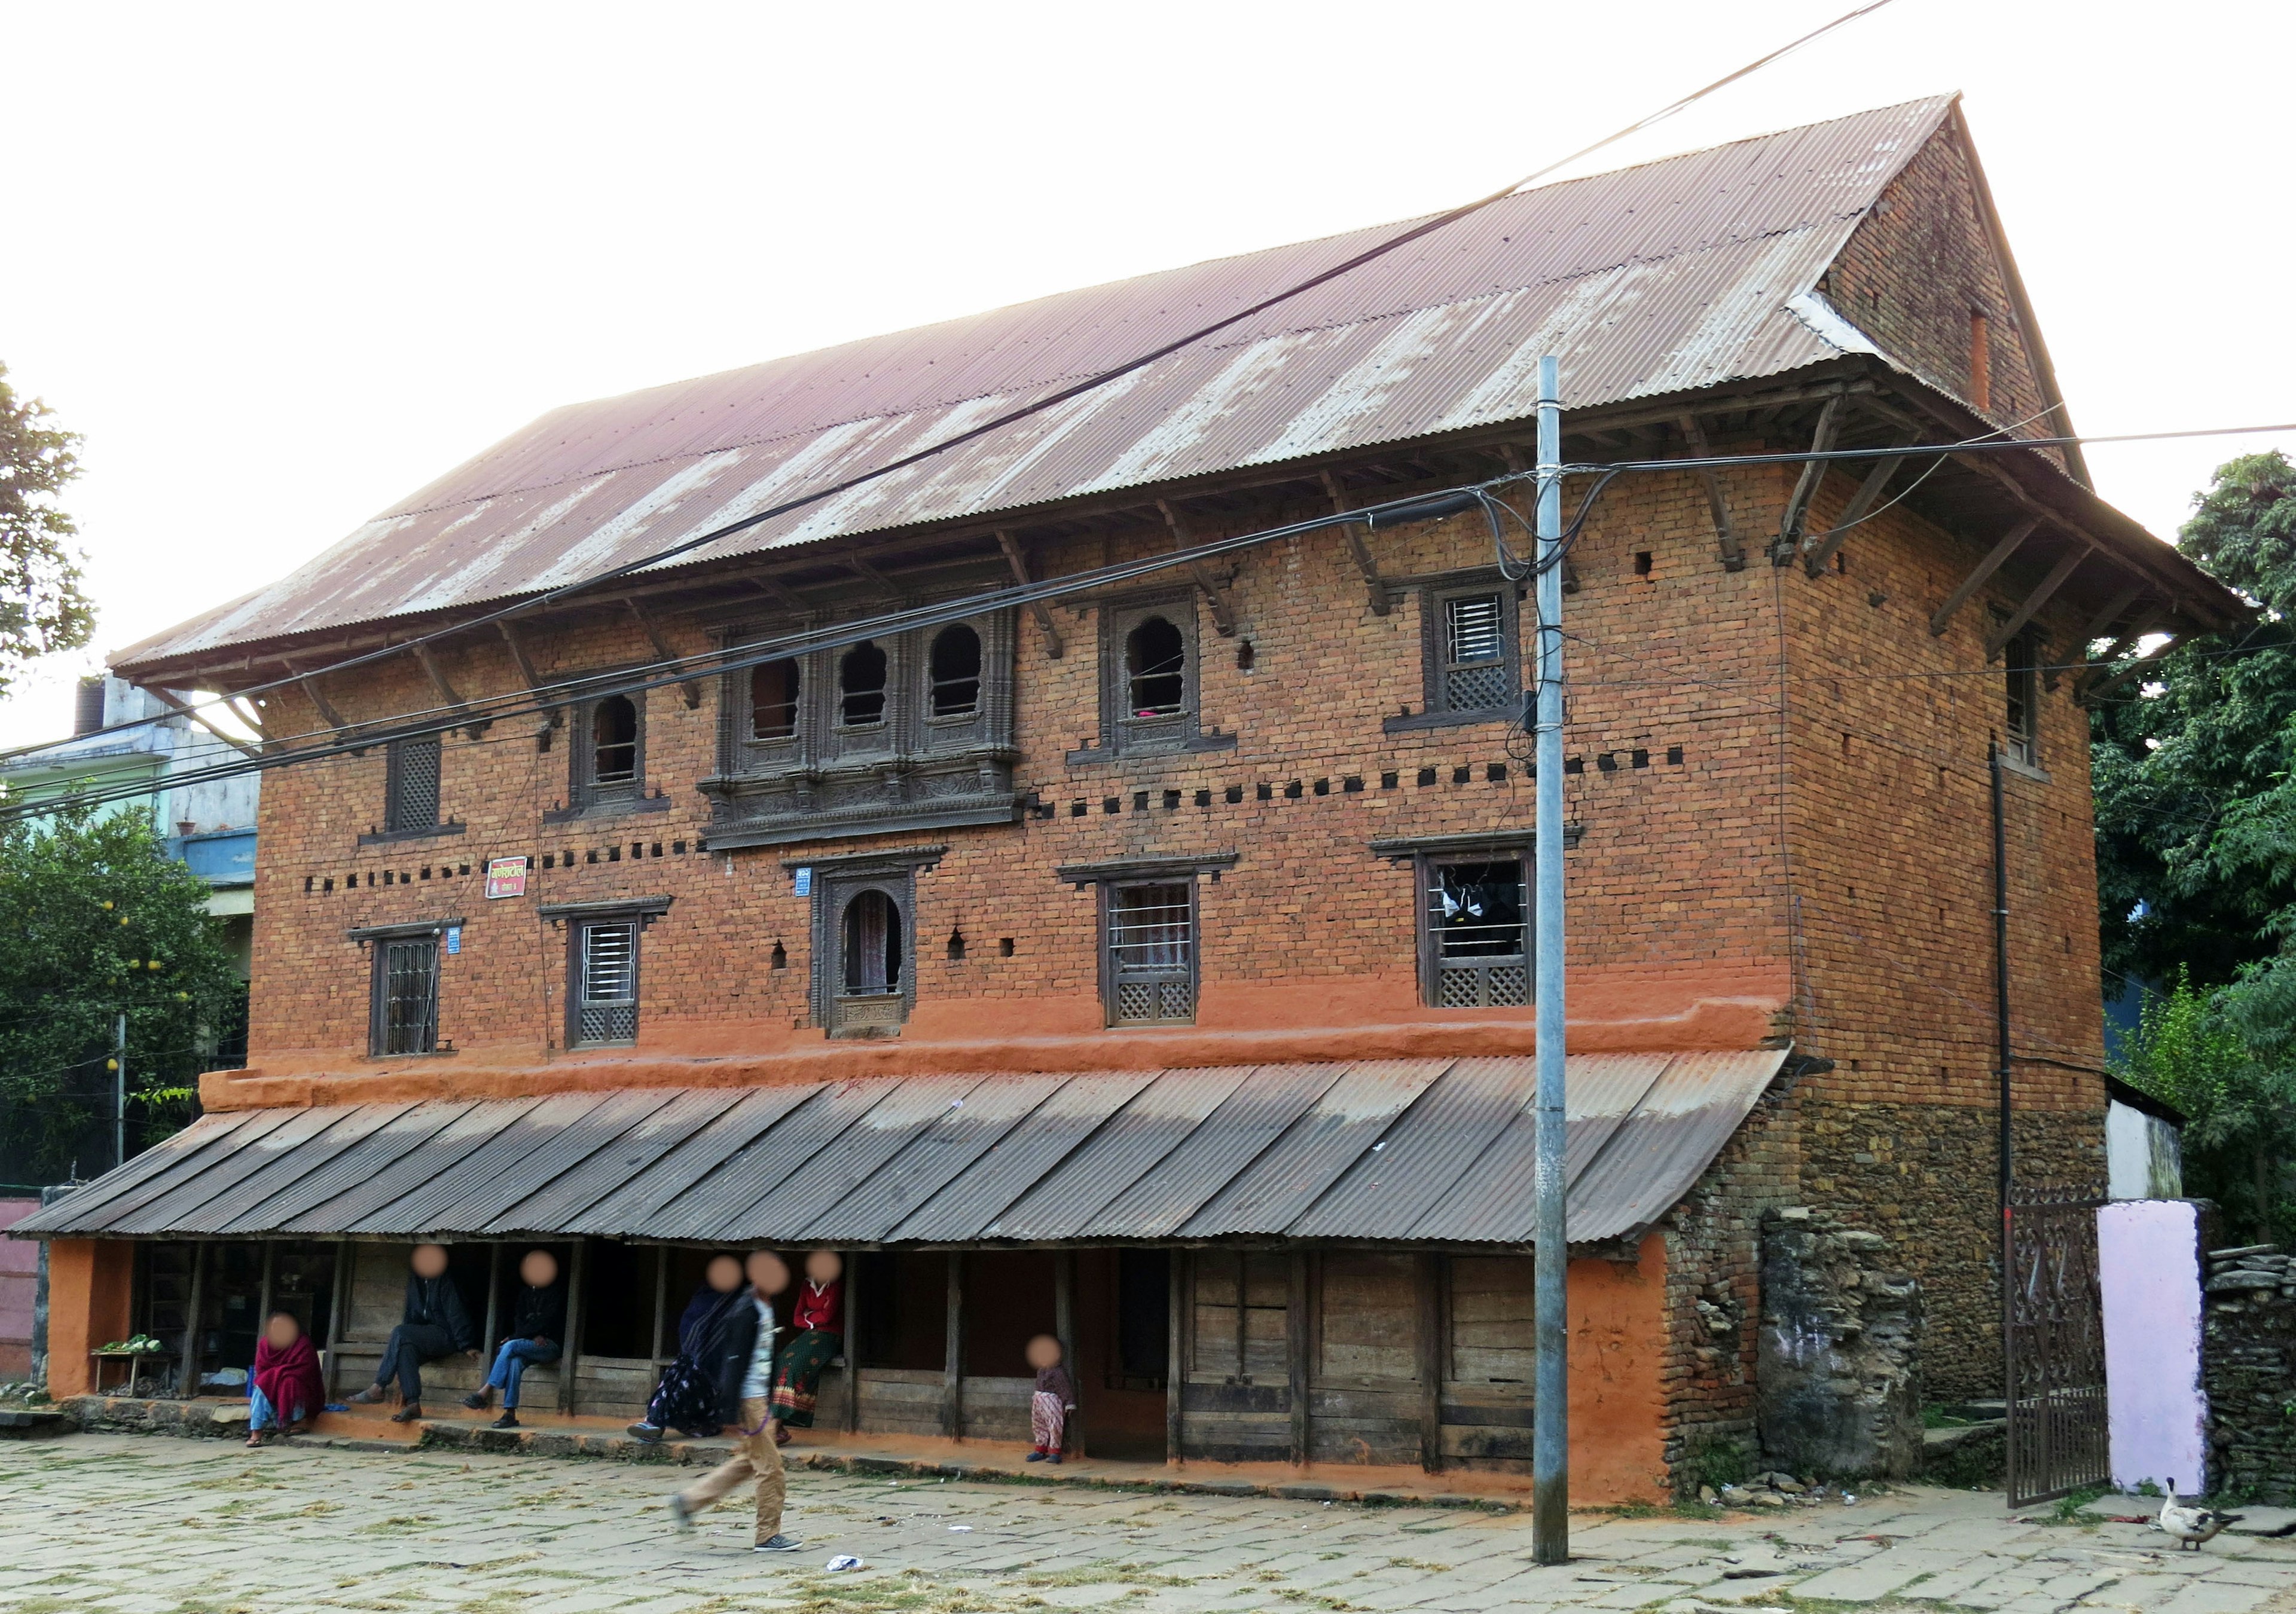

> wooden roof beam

[
  {"left": 1156, "top": 500, "right": 1238, "bottom": 636},
  {"left": 995, "top": 530, "right": 1065, "bottom": 659},
  {"left": 624, "top": 597, "right": 703, "bottom": 709},
  {"left": 1984, "top": 542, "right": 2094, "bottom": 660},
  {"left": 1802, "top": 430, "right": 1916, "bottom": 576},
  {"left": 1675, "top": 415, "right": 1744, "bottom": 572},
  {"left": 1320, "top": 470, "right": 1392, "bottom": 616},
  {"left": 1929, "top": 518, "right": 2039, "bottom": 637},
  {"left": 1770, "top": 392, "right": 1844, "bottom": 565}
]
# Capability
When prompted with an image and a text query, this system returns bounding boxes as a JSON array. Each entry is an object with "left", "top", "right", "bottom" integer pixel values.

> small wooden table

[{"left": 89, "top": 1350, "right": 172, "bottom": 1395}]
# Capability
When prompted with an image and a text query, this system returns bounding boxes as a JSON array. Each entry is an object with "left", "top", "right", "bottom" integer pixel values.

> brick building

[{"left": 17, "top": 96, "right": 2239, "bottom": 1497}]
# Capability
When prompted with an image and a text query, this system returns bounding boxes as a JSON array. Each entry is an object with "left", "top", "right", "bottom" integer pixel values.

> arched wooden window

[
  {"left": 840, "top": 888, "right": 902, "bottom": 995},
  {"left": 929, "top": 624, "right": 981, "bottom": 717},
  {"left": 1125, "top": 616, "right": 1185, "bottom": 718}
]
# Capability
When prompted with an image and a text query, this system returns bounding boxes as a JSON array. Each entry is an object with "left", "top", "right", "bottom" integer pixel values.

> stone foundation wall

[
  {"left": 2203, "top": 1243, "right": 2296, "bottom": 1503},
  {"left": 1798, "top": 1101, "right": 2103, "bottom": 1401},
  {"left": 1757, "top": 1207, "right": 1922, "bottom": 1480}
]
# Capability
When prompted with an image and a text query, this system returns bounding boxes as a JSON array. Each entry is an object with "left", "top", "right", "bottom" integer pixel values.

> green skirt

[{"left": 769, "top": 1328, "right": 841, "bottom": 1427}]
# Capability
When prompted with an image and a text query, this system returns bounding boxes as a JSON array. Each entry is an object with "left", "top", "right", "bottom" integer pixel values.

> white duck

[{"left": 2155, "top": 1480, "right": 2244, "bottom": 1551}]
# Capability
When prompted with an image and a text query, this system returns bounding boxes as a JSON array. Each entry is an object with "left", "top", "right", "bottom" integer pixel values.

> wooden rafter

[
  {"left": 1318, "top": 471, "right": 1391, "bottom": 615},
  {"left": 282, "top": 660, "right": 356, "bottom": 742},
  {"left": 1984, "top": 543, "right": 2093, "bottom": 660},
  {"left": 1929, "top": 518, "right": 2039, "bottom": 637},
  {"left": 1771, "top": 393, "right": 1843, "bottom": 564},
  {"left": 412, "top": 641, "right": 487, "bottom": 736},
  {"left": 1155, "top": 500, "right": 1238, "bottom": 636},
  {"left": 1675, "top": 415, "right": 1744, "bottom": 572},
  {"left": 146, "top": 686, "right": 262, "bottom": 759},
  {"left": 1802, "top": 430, "right": 1916, "bottom": 576},
  {"left": 994, "top": 530, "right": 1065, "bottom": 658},
  {"left": 624, "top": 597, "right": 703, "bottom": 709},
  {"left": 2073, "top": 581, "right": 2146, "bottom": 650}
]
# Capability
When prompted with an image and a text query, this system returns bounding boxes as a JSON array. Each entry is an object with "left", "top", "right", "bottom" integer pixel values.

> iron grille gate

[{"left": 2004, "top": 1187, "right": 2109, "bottom": 1506}]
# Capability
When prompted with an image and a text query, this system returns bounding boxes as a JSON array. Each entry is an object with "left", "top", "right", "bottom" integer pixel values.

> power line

[
  {"left": 20, "top": 0, "right": 1910, "bottom": 773},
  {"left": 12, "top": 413, "right": 2291, "bottom": 827}
]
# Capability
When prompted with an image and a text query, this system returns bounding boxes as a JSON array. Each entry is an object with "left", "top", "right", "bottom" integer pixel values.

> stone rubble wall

[
  {"left": 2203, "top": 1243, "right": 2296, "bottom": 1502},
  {"left": 1757, "top": 1206, "right": 1923, "bottom": 1481}
]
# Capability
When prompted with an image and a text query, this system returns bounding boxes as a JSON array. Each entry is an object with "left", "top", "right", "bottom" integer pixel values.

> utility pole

[
  {"left": 1531, "top": 354, "right": 1570, "bottom": 1564},
  {"left": 112, "top": 1013, "right": 127, "bottom": 1172}
]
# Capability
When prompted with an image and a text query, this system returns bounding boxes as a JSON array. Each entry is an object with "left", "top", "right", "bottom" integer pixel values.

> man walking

[{"left": 668, "top": 1249, "right": 801, "bottom": 1553}]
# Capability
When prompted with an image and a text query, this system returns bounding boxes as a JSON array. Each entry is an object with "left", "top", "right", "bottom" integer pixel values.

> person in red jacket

[
  {"left": 768, "top": 1249, "right": 844, "bottom": 1444},
  {"left": 246, "top": 1312, "right": 325, "bottom": 1448}
]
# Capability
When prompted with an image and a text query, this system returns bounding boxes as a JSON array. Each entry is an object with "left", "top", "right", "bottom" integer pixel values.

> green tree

[
  {"left": 0, "top": 363, "right": 96, "bottom": 694},
  {"left": 2096, "top": 451, "right": 2296, "bottom": 1239},
  {"left": 2114, "top": 971, "right": 2295, "bottom": 1242},
  {"left": 0, "top": 805, "right": 242, "bottom": 1186}
]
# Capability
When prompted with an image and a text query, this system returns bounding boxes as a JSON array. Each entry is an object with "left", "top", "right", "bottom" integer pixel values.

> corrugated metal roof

[
  {"left": 16, "top": 1051, "right": 1787, "bottom": 1248},
  {"left": 117, "top": 100, "right": 1959, "bottom": 672}
]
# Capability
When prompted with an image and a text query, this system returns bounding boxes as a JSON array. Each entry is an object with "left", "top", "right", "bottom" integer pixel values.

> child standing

[{"left": 1024, "top": 1334, "right": 1076, "bottom": 1465}]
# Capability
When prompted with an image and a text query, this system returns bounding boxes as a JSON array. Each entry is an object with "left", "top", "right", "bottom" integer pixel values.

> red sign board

[{"left": 484, "top": 856, "right": 529, "bottom": 900}]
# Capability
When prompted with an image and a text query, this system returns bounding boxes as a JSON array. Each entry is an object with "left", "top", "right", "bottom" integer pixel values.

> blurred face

[
  {"left": 265, "top": 1313, "right": 301, "bottom": 1351},
  {"left": 411, "top": 1243, "right": 448, "bottom": 1280},
  {"left": 1025, "top": 1333, "right": 1062, "bottom": 1371},
  {"left": 804, "top": 1249, "right": 842, "bottom": 1287},
  {"left": 519, "top": 1249, "right": 559, "bottom": 1289},
  {"left": 706, "top": 1255, "right": 743, "bottom": 1294},
  {"left": 746, "top": 1250, "right": 790, "bottom": 1297}
]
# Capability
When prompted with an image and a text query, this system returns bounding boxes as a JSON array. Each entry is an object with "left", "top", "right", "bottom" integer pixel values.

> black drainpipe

[{"left": 1991, "top": 739, "right": 2013, "bottom": 1216}]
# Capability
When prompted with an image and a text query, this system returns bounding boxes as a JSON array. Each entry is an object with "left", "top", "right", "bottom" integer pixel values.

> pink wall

[
  {"left": 2099, "top": 1199, "right": 2208, "bottom": 1494},
  {"left": 0, "top": 1199, "right": 39, "bottom": 1380}
]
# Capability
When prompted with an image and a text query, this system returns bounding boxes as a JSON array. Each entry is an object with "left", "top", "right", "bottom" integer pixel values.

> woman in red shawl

[{"left": 248, "top": 1312, "right": 325, "bottom": 1448}]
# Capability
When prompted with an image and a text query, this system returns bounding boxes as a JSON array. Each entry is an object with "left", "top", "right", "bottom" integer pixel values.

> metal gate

[{"left": 2004, "top": 1187, "right": 2110, "bottom": 1506}]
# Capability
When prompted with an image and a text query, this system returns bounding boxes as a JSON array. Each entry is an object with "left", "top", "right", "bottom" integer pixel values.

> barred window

[
  {"left": 384, "top": 735, "right": 441, "bottom": 833},
  {"left": 1106, "top": 881, "right": 1195, "bottom": 1025},
  {"left": 371, "top": 937, "right": 439, "bottom": 1056},
  {"left": 575, "top": 919, "right": 640, "bottom": 1046},
  {"left": 1425, "top": 858, "right": 1529, "bottom": 1008},
  {"left": 1442, "top": 592, "right": 1510, "bottom": 713}
]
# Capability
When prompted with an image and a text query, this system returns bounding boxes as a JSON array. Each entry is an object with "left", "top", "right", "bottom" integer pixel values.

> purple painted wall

[
  {"left": 2099, "top": 1198, "right": 2208, "bottom": 1493},
  {"left": 0, "top": 1199, "right": 38, "bottom": 1380}
]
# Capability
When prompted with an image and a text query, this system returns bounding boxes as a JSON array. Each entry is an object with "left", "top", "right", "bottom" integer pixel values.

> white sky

[{"left": 1, "top": 0, "right": 2289, "bottom": 747}]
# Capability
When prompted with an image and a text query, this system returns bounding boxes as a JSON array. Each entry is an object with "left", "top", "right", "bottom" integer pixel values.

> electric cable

[{"left": 8, "top": 0, "right": 1915, "bottom": 768}]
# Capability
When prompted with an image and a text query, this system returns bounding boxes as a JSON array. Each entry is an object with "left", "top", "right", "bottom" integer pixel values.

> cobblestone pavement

[{"left": 8, "top": 1435, "right": 2296, "bottom": 1614}]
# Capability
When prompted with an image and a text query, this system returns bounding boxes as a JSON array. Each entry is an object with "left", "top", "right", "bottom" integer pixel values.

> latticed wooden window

[
  {"left": 1427, "top": 859, "right": 1529, "bottom": 1007},
  {"left": 373, "top": 937, "right": 438, "bottom": 1056},
  {"left": 384, "top": 735, "right": 441, "bottom": 832},
  {"left": 575, "top": 919, "right": 639, "bottom": 1046},
  {"left": 1107, "top": 881, "right": 1194, "bottom": 1025},
  {"left": 2004, "top": 630, "right": 2040, "bottom": 769},
  {"left": 1442, "top": 592, "right": 1510, "bottom": 713}
]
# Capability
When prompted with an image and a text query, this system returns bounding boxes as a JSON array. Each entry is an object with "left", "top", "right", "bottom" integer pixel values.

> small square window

[
  {"left": 572, "top": 919, "right": 640, "bottom": 1047},
  {"left": 1390, "top": 573, "right": 1522, "bottom": 731},
  {"left": 1104, "top": 880, "right": 1196, "bottom": 1026},
  {"left": 1421, "top": 855, "right": 1530, "bottom": 1009},
  {"left": 384, "top": 735, "right": 441, "bottom": 833},
  {"left": 371, "top": 935, "right": 439, "bottom": 1056}
]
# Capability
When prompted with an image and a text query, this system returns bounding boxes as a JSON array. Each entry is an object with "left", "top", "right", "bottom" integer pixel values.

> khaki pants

[{"left": 677, "top": 1396, "right": 785, "bottom": 1543}]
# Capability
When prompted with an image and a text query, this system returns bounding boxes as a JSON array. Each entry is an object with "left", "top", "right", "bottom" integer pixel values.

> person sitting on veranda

[
  {"left": 347, "top": 1242, "right": 478, "bottom": 1423},
  {"left": 628, "top": 1254, "right": 746, "bottom": 1442},
  {"left": 462, "top": 1248, "right": 566, "bottom": 1430},
  {"left": 246, "top": 1311, "right": 325, "bottom": 1448},
  {"left": 767, "top": 1249, "right": 844, "bottom": 1446}
]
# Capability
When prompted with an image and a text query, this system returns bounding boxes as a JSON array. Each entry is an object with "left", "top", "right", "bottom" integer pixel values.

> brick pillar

[{"left": 44, "top": 1240, "right": 133, "bottom": 1400}]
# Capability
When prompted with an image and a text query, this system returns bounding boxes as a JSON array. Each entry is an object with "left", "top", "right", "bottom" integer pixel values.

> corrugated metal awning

[{"left": 14, "top": 1052, "right": 1787, "bottom": 1248}]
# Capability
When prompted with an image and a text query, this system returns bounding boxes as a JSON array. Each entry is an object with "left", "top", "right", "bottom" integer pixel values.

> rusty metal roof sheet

[
  {"left": 14, "top": 1051, "right": 1791, "bottom": 1246},
  {"left": 893, "top": 1069, "right": 1159, "bottom": 1243},
  {"left": 117, "top": 100, "right": 1961, "bottom": 672}
]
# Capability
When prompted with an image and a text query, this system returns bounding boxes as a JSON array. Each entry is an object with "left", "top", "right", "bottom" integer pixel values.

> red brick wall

[{"left": 1824, "top": 125, "right": 2055, "bottom": 441}]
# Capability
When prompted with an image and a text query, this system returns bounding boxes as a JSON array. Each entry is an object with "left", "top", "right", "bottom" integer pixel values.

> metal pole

[
  {"left": 1531, "top": 354, "right": 1570, "bottom": 1565},
  {"left": 112, "top": 1013, "right": 127, "bottom": 1171},
  {"left": 1992, "top": 738, "right": 2015, "bottom": 1478}
]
